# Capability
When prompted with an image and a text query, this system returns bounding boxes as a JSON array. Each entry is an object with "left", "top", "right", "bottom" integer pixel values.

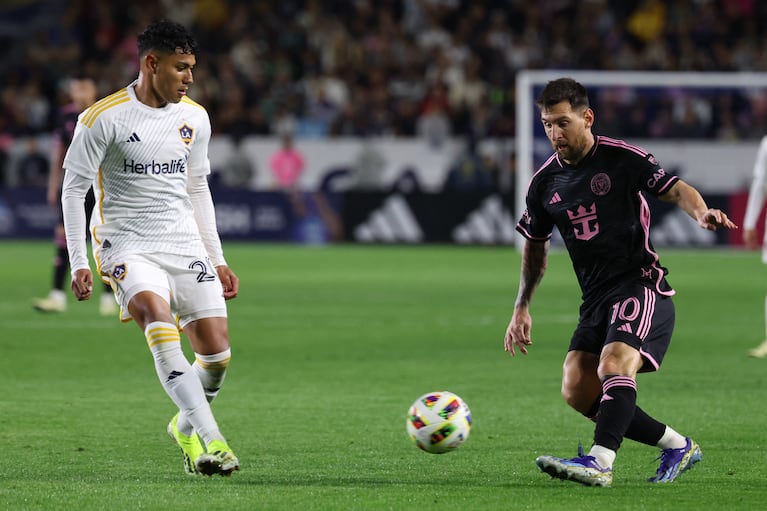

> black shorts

[{"left": 569, "top": 280, "right": 675, "bottom": 372}]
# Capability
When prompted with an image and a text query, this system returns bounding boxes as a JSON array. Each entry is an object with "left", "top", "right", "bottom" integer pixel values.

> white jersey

[
  {"left": 744, "top": 135, "right": 767, "bottom": 262},
  {"left": 64, "top": 81, "right": 212, "bottom": 270}
]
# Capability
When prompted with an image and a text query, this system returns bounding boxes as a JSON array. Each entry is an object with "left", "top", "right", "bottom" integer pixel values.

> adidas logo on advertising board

[
  {"left": 452, "top": 195, "right": 516, "bottom": 245},
  {"left": 354, "top": 194, "right": 423, "bottom": 242}
]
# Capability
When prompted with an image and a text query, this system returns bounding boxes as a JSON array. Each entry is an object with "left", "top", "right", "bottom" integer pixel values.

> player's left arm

[
  {"left": 658, "top": 179, "right": 738, "bottom": 231},
  {"left": 187, "top": 174, "right": 239, "bottom": 300}
]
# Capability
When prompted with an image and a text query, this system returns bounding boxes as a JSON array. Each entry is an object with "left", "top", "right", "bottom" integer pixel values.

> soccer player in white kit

[
  {"left": 61, "top": 19, "right": 240, "bottom": 476},
  {"left": 744, "top": 135, "right": 767, "bottom": 358}
]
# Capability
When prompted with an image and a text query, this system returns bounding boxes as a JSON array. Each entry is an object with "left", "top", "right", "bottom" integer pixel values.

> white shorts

[{"left": 102, "top": 252, "right": 227, "bottom": 328}]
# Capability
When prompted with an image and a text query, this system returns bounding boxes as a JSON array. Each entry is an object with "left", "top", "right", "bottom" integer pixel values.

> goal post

[{"left": 514, "top": 70, "right": 767, "bottom": 248}]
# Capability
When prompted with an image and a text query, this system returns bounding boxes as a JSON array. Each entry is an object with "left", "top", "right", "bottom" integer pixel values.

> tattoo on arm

[{"left": 515, "top": 240, "right": 549, "bottom": 308}]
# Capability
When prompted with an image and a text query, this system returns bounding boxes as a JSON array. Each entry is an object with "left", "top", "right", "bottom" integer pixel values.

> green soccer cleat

[
  {"left": 167, "top": 413, "right": 205, "bottom": 475},
  {"left": 195, "top": 439, "right": 240, "bottom": 477}
]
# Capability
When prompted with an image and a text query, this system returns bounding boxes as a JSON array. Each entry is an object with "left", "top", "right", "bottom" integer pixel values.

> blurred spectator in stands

[
  {"left": 6, "top": 0, "right": 767, "bottom": 150},
  {"left": 417, "top": 82, "right": 451, "bottom": 147},
  {"left": 443, "top": 136, "right": 494, "bottom": 193},
  {"left": 217, "top": 134, "right": 255, "bottom": 189},
  {"left": 16, "top": 138, "right": 49, "bottom": 187},
  {"left": 626, "top": 0, "right": 667, "bottom": 46},
  {"left": 269, "top": 132, "right": 304, "bottom": 191}
]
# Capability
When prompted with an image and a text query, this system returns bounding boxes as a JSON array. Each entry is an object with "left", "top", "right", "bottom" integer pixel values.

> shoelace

[{"left": 654, "top": 445, "right": 683, "bottom": 474}]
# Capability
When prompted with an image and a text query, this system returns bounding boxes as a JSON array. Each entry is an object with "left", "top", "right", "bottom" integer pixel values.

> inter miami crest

[{"left": 179, "top": 124, "right": 194, "bottom": 145}]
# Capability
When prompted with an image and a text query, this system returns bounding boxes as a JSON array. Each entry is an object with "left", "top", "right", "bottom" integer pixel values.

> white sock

[
  {"left": 177, "top": 349, "right": 231, "bottom": 436},
  {"left": 656, "top": 426, "right": 687, "bottom": 450},
  {"left": 144, "top": 321, "right": 224, "bottom": 445},
  {"left": 588, "top": 445, "right": 616, "bottom": 469},
  {"left": 193, "top": 349, "right": 231, "bottom": 402}
]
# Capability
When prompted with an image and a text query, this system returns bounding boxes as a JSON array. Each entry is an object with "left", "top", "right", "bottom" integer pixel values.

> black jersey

[
  {"left": 516, "top": 135, "right": 679, "bottom": 303},
  {"left": 54, "top": 103, "right": 80, "bottom": 148}
]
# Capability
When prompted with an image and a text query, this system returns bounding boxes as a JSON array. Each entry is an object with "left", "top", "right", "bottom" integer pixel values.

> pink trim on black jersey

[
  {"left": 597, "top": 135, "right": 650, "bottom": 157},
  {"left": 531, "top": 153, "right": 558, "bottom": 181},
  {"left": 656, "top": 172, "right": 679, "bottom": 194},
  {"left": 639, "top": 192, "right": 675, "bottom": 297},
  {"left": 516, "top": 224, "right": 552, "bottom": 241}
]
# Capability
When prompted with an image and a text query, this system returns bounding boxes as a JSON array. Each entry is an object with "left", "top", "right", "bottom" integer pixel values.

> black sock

[
  {"left": 624, "top": 406, "right": 666, "bottom": 446},
  {"left": 585, "top": 398, "right": 665, "bottom": 447},
  {"left": 594, "top": 375, "right": 637, "bottom": 451},
  {"left": 53, "top": 247, "right": 69, "bottom": 291}
]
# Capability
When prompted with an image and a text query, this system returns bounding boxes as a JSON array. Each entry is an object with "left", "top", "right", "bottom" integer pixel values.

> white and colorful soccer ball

[{"left": 406, "top": 391, "right": 472, "bottom": 454}]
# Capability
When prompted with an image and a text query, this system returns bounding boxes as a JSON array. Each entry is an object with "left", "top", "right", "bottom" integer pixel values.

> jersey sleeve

[
  {"left": 62, "top": 111, "right": 110, "bottom": 180},
  {"left": 516, "top": 178, "right": 554, "bottom": 241},
  {"left": 186, "top": 107, "right": 212, "bottom": 177},
  {"left": 638, "top": 152, "right": 678, "bottom": 196},
  {"left": 743, "top": 135, "right": 767, "bottom": 230}
]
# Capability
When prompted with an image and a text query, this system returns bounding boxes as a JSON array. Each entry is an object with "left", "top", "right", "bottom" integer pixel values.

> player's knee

[
  {"left": 561, "top": 383, "right": 587, "bottom": 414},
  {"left": 129, "top": 291, "right": 173, "bottom": 329},
  {"left": 598, "top": 343, "right": 642, "bottom": 378}
]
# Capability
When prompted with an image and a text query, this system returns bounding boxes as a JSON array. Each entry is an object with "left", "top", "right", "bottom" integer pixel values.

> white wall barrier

[{"left": 1, "top": 134, "right": 759, "bottom": 193}]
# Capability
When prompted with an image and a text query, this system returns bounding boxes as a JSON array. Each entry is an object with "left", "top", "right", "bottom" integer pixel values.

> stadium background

[
  {"left": 1, "top": 0, "right": 766, "bottom": 245},
  {"left": 2, "top": 3, "right": 767, "bottom": 509}
]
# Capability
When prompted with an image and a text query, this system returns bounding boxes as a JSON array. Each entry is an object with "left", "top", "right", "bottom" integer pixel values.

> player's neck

[{"left": 134, "top": 74, "right": 168, "bottom": 109}]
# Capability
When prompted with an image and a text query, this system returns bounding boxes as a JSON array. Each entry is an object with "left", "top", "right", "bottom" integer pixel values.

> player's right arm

[
  {"left": 61, "top": 170, "right": 93, "bottom": 300},
  {"left": 60, "top": 105, "right": 109, "bottom": 301},
  {"left": 505, "top": 239, "right": 549, "bottom": 357}
]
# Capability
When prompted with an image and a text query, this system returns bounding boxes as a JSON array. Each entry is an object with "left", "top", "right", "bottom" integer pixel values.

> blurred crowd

[{"left": 3, "top": 0, "right": 767, "bottom": 165}]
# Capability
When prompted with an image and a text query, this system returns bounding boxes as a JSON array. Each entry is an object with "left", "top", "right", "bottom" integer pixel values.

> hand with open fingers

[
  {"left": 698, "top": 208, "right": 738, "bottom": 231},
  {"left": 71, "top": 268, "right": 93, "bottom": 301},
  {"left": 504, "top": 308, "right": 533, "bottom": 357}
]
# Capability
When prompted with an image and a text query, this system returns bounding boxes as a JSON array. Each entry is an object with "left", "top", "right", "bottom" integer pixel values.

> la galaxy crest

[
  {"left": 111, "top": 263, "right": 127, "bottom": 281},
  {"left": 179, "top": 124, "right": 194, "bottom": 145}
]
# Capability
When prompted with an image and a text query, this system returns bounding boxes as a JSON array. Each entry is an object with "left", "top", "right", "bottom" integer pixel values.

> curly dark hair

[
  {"left": 536, "top": 78, "right": 590, "bottom": 111},
  {"left": 137, "top": 19, "right": 198, "bottom": 56}
]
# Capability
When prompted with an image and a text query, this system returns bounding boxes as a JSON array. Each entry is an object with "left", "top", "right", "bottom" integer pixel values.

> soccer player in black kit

[
  {"left": 504, "top": 78, "right": 737, "bottom": 487},
  {"left": 33, "top": 77, "right": 116, "bottom": 315}
]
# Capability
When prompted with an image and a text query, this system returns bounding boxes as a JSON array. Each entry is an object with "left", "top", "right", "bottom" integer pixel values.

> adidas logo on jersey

[
  {"left": 125, "top": 132, "right": 142, "bottom": 143},
  {"left": 549, "top": 192, "right": 562, "bottom": 204}
]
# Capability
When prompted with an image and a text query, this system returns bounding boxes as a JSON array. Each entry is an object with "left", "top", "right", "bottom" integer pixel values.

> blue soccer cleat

[
  {"left": 648, "top": 437, "right": 702, "bottom": 483},
  {"left": 536, "top": 445, "right": 613, "bottom": 487}
]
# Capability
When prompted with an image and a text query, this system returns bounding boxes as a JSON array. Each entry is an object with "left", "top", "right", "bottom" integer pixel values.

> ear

[
  {"left": 584, "top": 107, "right": 595, "bottom": 129},
  {"left": 145, "top": 53, "right": 159, "bottom": 73}
]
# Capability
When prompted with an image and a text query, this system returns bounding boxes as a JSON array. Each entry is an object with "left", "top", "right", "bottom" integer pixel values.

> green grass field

[{"left": 1, "top": 240, "right": 765, "bottom": 510}]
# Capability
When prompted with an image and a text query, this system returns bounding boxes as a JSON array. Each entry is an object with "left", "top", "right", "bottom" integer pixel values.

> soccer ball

[{"left": 406, "top": 391, "right": 472, "bottom": 454}]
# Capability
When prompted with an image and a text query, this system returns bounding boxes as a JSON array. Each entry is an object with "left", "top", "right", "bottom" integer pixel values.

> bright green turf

[{"left": 1, "top": 241, "right": 765, "bottom": 510}]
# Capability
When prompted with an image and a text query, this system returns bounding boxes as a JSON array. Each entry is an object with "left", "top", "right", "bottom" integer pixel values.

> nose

[{"left": 184, "top": 69, "right": 193, "bottom": 85}]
